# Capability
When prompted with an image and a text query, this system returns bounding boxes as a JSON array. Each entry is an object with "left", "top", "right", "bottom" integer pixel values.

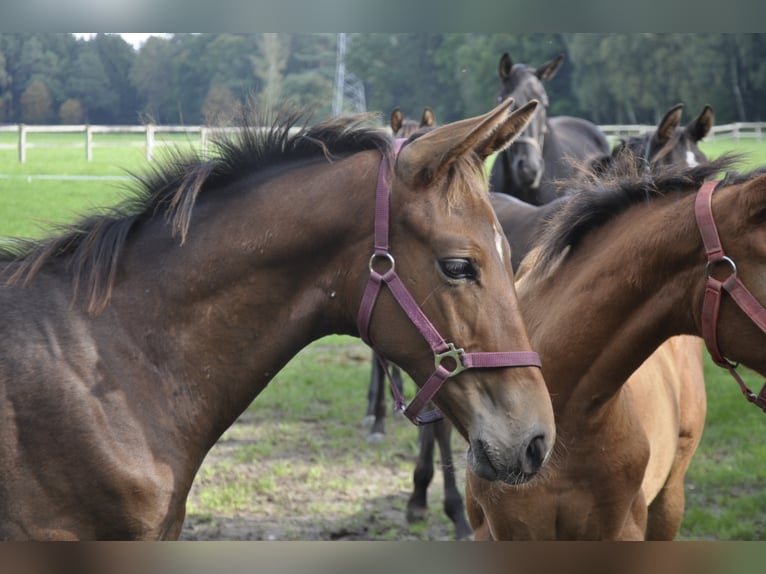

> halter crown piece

[
  {"left": 356, "top": 138, "right": 542, "bottom": 425},
  {"left": 695, "top": 180, "right": 766, "bottom": 412}
]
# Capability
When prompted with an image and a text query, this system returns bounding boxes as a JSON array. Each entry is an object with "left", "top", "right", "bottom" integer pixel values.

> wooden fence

[
  {"left": 599, "top": 122, "right": 766, "bottom": 142},
  {"left": 1, "top": 121, "right": 766, "bottom": 163},
  {"left": 0, "top": 124, "right": 232, "bottom": 163}
]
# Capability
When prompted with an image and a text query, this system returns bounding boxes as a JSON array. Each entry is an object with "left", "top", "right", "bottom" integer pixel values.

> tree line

[{"left": 2, "top": 33, "right": 766, "bottom": 127}]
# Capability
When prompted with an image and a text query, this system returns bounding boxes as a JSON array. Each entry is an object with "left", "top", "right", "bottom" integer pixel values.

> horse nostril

[{"left": 523, "top": 434, "right": 547, "bottom": 475}]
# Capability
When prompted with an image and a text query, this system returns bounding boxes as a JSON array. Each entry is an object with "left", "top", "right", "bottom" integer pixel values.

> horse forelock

[
  {"left": 2, "top": 105, "right": 393, "bottom": 313},
  {"left": 535, "top": 154, "right": 743, "bottom": 271}
]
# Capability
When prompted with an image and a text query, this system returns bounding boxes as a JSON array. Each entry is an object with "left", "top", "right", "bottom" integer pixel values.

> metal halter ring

[
  {"left": 434, "top": 342, "right": 467, "bottom": 377},
  {"left": 705, "top": 255, "right": 737, "bottom": 280},
  {"left": 369, "top": 252, "right": 395, "bottom": 275}
]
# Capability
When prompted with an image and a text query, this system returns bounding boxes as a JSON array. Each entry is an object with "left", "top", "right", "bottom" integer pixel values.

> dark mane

[
  {"left": 2, "top": 105, "right": 391, "bottom": 312},
  {"left": 536, "top": 153, "right": 749, "bottom": 269}
]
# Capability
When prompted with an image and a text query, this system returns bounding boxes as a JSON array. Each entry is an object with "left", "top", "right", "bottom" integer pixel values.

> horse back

[{"left": 544, "top": 116, "right": 610, "bottom": 178}]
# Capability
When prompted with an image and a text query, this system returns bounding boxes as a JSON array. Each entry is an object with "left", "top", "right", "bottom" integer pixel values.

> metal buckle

[
  {"left": 705, "top": 255, "right": 737, "bottom": 280},
  {"left": 369, "top": 252, "right": 395, "bottom": 274},
  {"left": 434, "top": 342, "right": 466, "bottom": 377}
]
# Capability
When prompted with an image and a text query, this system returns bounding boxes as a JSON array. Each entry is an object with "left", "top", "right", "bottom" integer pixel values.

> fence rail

[
  {"left": 599, "top": 121, "right": 766, "bottom": 142},
  {"left": 0, "top": 124, "right": 236, "bottom": 163},
  {"left": 2, "top": 121, "right": 766, "bottom": 163}
]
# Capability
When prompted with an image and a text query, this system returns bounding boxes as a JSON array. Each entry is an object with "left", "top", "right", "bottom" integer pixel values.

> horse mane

[
  {"left": 535, "top": 153, "right": 748, "bottom": 270},
  {"left": 2, "top": 104, "right": 391, "bottom": 313}
]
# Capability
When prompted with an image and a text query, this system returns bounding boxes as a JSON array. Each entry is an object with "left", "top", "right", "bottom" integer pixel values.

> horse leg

[
  {"left": 390, "top": 363, "right": 404, "bottom": 420},
  {"left": 434, "top": 418, "right": 473, "bottom": 540},
  {"left": 407, "top": 423, "right": 435, "bottom": 526},
  {"left": 646, "top": 337, "right": 706, "bottom": 540},
  {"left": 363, "top": 351, "right": 387, "bottom": 442},
  {"left": 645, "top": 408, "right": 706, "bottom": 539}
]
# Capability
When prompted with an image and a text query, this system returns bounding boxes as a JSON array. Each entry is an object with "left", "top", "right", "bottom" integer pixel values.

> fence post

[
  {"left": 201, "top": 127, "right": 208, "bottom": 156},
  {"left": 86, "top": 124, "right": 93, "bottom": 161},
  {"left": 146, "top": 124, "right": 155, "bottom": 162},
  {"left": 18, "top": 124, "right": 26, "bottom": 163}
]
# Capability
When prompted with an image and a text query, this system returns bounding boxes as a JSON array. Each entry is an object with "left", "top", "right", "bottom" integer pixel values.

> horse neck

[
  {"left": 114, "top": 151, "right": 379, "bottom": 445},
  {"left": 517, "top": 193, "right": 704, "bottom": 415}
]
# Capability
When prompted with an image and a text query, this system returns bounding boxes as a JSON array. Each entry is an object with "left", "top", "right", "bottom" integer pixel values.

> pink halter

[
  {"left": 695, "top": 180, "right": 766, "bottom": 412},
  {"left": 356, "top": 139, "right": 542, "bottom": 425}
]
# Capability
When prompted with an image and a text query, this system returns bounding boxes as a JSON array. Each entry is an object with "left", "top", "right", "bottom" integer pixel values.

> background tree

[
  {"left": 65, "top": 42, "right": 119, "bottom": 123},
  {"left": 58, "top": 98, "right": 84, "bottom": 124},
  {"left": 20, "top": 78, "right": 53, "bottom": 123},
  {"left": 202, "top": 85, "right": 239, "bottom": 126},
  {"left": 252, "top": 33, "right": 290, "bottom": 110}
]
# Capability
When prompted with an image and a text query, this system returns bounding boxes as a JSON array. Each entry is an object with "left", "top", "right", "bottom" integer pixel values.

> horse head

[
  {"left": 495, "top": 52, "right": 563, "bottom": 191},
  {"left": 367, "top": 98, "right": 556, "bottom": 484},
  {"left": 608, "top": 103, "right": 714, "bottom": 172},
  {"left": 390, "top": 106, "right": 436, "bottom": 138}
]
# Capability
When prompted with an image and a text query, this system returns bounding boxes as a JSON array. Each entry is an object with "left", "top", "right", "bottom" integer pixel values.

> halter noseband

[
  {"left": 356, "top": 139, "right": 542, "bottom": 425},
  {"left": 695, "top": 180, "right": 766, "bottom": 412}
]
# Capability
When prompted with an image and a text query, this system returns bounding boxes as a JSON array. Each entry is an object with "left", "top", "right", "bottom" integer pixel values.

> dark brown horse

[
  {"left": 0, "top": 100, "right": 557, "bottom": 540},
  {"left": 592, "top": 103, "right": 714, "bottom": 175},
  {"left": 489, "top": 52, "right": 610, "bottom": 205},
  {"left": 466, "top": 155, "right": 766, "bottom": 539}
]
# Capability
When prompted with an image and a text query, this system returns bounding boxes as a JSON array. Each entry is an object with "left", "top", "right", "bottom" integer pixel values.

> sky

[{"left": 72, "top": 33, "right": 171, "bottom": 49}]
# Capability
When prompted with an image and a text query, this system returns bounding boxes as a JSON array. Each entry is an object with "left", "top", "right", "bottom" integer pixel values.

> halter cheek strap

[
  {"left": 695, "top": 180, "right": 766, "bottom": 412},
  {"left": 357, "top": 139, "right": 542, "bottom": 426}
]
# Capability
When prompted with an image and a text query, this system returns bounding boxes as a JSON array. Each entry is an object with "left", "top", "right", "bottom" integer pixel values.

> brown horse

[
  {"left": 398, "top": 109, "right": 716, "bottom": 539},
  {"left": 466, "top": 154, "right": 766, "bottom": 539},
  {"left": 0, "top": 100, "right": 556, "bottom": 540}
]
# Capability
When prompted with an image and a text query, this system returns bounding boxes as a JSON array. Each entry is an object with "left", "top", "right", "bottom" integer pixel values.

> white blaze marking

[
  {"left": 495, "top": 225, "right": 505, "bottom": 261},
  {"left": 686, "top": 150, "right": 698, "bottom": 168}
]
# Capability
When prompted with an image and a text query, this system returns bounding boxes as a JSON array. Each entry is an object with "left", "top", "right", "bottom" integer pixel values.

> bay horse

[
  {"left": 466, "top": 154, "right": 766, "bottom": 539},
  {"left": 488, "top": 52, "right": 610, "bottom": 205},
  {"left": 0, "top": 99, "right": 557, "bottom": 540},
  {"left": 393, "top": 103, "right": 714, "bottom": 539}
]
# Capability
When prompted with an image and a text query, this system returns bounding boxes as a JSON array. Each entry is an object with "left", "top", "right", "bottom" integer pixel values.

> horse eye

[{"left": 439, "top": 258, "right": 477, "bottom": 281}]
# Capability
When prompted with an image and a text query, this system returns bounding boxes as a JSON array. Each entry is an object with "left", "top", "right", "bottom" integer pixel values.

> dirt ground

[{"left": 177, "top": 341, "right": 467, "bottom": 542}]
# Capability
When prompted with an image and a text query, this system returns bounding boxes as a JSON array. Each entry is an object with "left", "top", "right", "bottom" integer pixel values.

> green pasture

[{"left": 0, "top": 133, "right": 765, "bottom": 540}]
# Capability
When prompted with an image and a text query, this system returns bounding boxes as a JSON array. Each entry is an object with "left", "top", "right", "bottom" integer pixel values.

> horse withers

[
  {"left": 489, "top": 52, "right": 610, "bottom": 205},
  {"left": 0, "top": 99, "right": 555, "bottom": 540}
]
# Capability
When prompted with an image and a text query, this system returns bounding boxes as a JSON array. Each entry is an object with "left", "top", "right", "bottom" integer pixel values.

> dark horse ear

[
  {"left": 390, "top": 107, "right": 404, "bottom": 135},
  {"left": 686, "top": 105, "right": 714, "bottom": 142},
  {"left": 420, "top": 107, "right": 435, "bottom": 128},
  {"left": 396, "top": 98, "right": 538, "bottom": 187},
  {"left": 535, "top": 54, "right": 564, "bottom": 82},
  {"left": 498, "top": 52, "right": 513, "bottom": 80},
  {"left": 656, "top": 103, "right": 684, "bottom": 144}
]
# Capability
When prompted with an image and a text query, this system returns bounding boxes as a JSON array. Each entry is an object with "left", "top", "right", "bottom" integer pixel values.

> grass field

[{"left": 0, "top": 132, "right": 764, "bottom": 540}]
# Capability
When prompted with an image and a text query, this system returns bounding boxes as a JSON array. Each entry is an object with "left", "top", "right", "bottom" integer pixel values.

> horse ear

[
  {"left": 390, "top": 107, "right": 404, "bottom": 135},
  {"left": 686, "top": 105, "right": 714, "bottom": 142},
  {"left": 396, "top": 98, "right": 533, "bottom": 186},
  {"left": 656, "top": 103, "right": 684, "bottom": 144},
  {"left": 535, "top": 54, "right": 564, "bottom": 82},
  {"left": 420, "top": 107, "right": 435, "bottom": 128},
  {"left": 498, "top": 52, "right": 513, "bottom": 80},
  {"left": 474, "top": 100, "right": 539, "bottom": 159}
]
